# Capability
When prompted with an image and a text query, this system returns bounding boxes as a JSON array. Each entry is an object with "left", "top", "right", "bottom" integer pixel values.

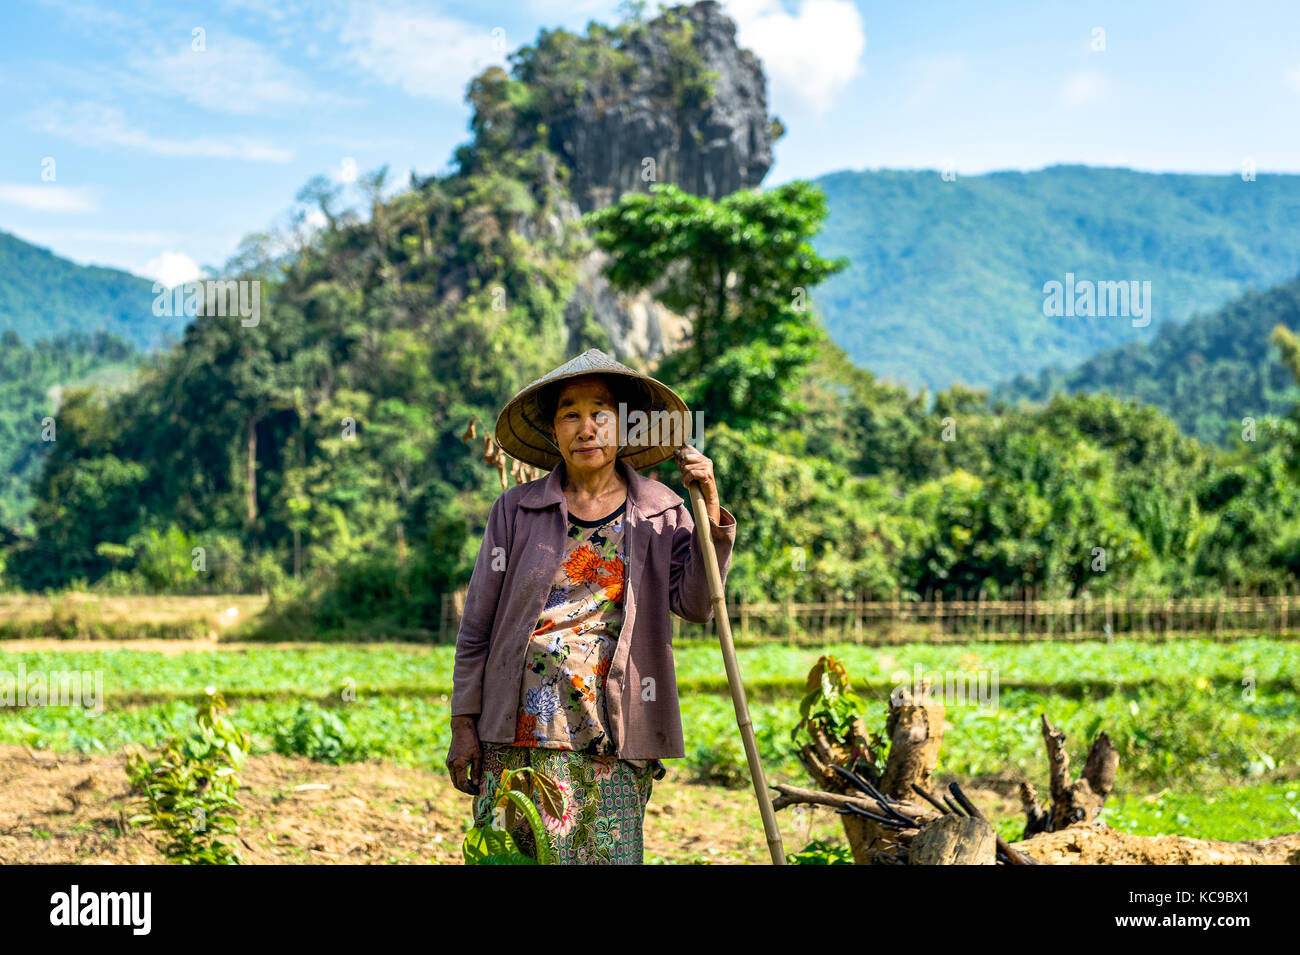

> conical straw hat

[{"left": 494, "top": 348, "right": 693, "bottom": 472}]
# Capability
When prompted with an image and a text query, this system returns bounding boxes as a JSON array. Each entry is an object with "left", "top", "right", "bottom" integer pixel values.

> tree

[{"left": 585, "top": 180, "right": 847, "bottom": 432}]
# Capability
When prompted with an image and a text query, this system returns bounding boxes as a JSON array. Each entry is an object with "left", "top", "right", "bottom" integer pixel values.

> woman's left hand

[{"left": 674, "top": 445, "right": 721, "bottom": 524}]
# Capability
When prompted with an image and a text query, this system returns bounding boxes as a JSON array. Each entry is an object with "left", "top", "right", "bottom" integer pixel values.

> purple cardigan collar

[{"left": 518, "top": 456, "right": 680, "bottom": 518}]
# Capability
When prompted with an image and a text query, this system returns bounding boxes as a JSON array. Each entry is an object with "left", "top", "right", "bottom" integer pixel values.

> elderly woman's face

[{"left": 551, "top": 376, "right": 620, "bottom": 476}]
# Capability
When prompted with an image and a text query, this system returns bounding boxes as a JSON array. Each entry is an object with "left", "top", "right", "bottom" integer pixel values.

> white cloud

[
  {"left": 724, "top": 0, "right": 865, "bottom": 113},
  {"left": 904, "top": 54, "right": 968, "bottom": 110},
  {"left": 35, "top": 102, "right": 294, "bottom": 162},
  {"left": 1061, "top": 69, "right": 1109, "bottom": 107},
  {"left": 128, "top": 34, "right": 349, "bottom": 115},
  {"left": 143, "top": 251, "right": 204, "bottom": 288},
  {"left": 335, "top": 156, "right": 359, "bottom": 183},
  {"left": 339, "top": 2, "right": 508, "bottom": 102},
  {"left": 0, "top": 183, "right": 98, "bottom": 214}
]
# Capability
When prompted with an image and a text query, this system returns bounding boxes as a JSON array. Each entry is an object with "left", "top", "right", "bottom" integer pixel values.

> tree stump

[
  {"left": 880, "top": 680, "right": 946, "bottom": 800},
  {"left": 1020, "top": 714, "right": 1118, "bottom": 837},
  {"left": 791, "top": 677, "right": 945, "bottom": 864},
  {"left": 853, "top": 680, "right": 946, "bottom": 862},
  {"left": 775, "top": 656, "right": 1298, "bottom": 864},
  {"left": 911, "top": 814, "right": 997, "bottom": 865}
]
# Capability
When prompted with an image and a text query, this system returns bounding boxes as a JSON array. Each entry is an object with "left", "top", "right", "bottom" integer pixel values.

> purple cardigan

[{"left": 450, "top": 456, "right": 736, "bottom": 760}]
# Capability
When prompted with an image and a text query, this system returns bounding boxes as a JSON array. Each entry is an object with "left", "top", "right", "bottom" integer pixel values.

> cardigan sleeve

[
  {"left": 450, "top": 493, "right": 512, "bottom": 718},
  {"left": 668, "top": 501, "right": 736, "bottom": 624}
]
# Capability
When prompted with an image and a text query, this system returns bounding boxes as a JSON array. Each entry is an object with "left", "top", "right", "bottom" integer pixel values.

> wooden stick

[
  {"left": 911, "top": 783, "right": 951, "bottom": 815},
  {"left": 770, "top": 783, "right": 883, "bottom": 813},
  {"left": 687, "top": 482, "right": 786, "bottom": 865},
  {"left": 771, "top": 783, "right": 935, "bottom": 825}
]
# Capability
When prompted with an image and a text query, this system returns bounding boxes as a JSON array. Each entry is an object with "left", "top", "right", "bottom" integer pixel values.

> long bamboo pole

[{"left": 686, "top": 482, "right": 786, "bottom": 865}]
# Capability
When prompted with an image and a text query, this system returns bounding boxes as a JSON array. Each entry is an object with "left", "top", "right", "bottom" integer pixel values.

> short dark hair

[{"left": 539, "top": 374, "right": 649, "bottom": 426}]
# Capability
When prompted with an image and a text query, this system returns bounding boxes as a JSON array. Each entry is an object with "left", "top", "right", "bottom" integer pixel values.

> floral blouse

[{"left": 515, "top": 500, "right": 628, "bottom": 756}]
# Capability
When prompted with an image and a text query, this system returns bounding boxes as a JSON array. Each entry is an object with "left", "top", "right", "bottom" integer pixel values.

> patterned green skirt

[{"left": 471, "top": 743, "right": 657, "bottom": 865}]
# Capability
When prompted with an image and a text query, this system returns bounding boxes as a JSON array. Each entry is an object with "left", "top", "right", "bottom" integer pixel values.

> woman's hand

[
  {"left": 446, "top": 715, "right": 482, "bottom": 795},
  {"left": 674, "top": 445, "right": 720, "bottom": 526}
]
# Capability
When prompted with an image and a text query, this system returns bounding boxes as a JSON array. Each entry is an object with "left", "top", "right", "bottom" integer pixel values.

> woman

[{"left": 446, "top": 348, "right": 736, "bottom": 864}]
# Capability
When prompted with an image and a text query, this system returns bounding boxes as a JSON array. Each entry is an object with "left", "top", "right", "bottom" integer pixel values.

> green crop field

[{"left": 2, "top": 636, "right": 1296, "bottom": 845}]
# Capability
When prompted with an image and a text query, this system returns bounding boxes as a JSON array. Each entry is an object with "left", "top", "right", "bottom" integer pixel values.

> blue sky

[{"left": 3, "top": 0, "right": 1300, "bottom": 286}]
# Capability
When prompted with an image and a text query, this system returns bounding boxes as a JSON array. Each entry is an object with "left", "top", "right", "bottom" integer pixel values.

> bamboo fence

[{"left": 439, "top": 584, "right": 1300, "bottom": 645}]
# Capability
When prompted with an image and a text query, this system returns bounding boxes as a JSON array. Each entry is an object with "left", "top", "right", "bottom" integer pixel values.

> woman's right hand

[{"left": 446, "top": 715, "right": 482, "bottom": 795}]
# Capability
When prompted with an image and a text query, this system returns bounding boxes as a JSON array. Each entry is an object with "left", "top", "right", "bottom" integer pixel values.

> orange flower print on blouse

[
  {"left": 570, "top": 673, "right": 596, "bottom": 704},
  {"left": 515, "top": 501, "right": 627, "bottom": 754},
  {"left": 563, "top": 545, "right": 603, "bottom": 586},
  {"left": 597, "top": 556, "right": 624, "bottom": 603}
]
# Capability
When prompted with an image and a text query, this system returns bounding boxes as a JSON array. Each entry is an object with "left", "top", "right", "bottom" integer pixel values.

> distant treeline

[
  {"left": 999, "top": 276, "right": 1300, "bottom": 447},
  {"left": 0, "top": 329, "right": 139, "bottom": 532}
]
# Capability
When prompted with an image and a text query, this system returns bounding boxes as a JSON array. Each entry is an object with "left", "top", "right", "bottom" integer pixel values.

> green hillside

[
  {"left": 0, "top": 231, "right": 184, "bottom": 350},
  {"left": 812, "top": 165, "right": 1300, "bottom": 392},
  {"left": 996, "top": 275, "right": 1300, "bottom": 446},
  {"left": 0, "top": 329, "right": 142, "bottom": 532}
]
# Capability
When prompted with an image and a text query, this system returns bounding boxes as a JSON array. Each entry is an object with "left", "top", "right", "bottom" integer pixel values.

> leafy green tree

[{"left": 587, "top": 181, "right": 847, "bottom": 432}]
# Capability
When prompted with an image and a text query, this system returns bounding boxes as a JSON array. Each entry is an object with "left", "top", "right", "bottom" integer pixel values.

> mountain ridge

[
  {"left": 810, "top": 164, "right": 1300, "bottom": 392},
  {"left": 995, "top": 272, "right": 1300, "bottom": 445},
  {"left": 0, "top": 231, "right": 187, "bottom": 350}
]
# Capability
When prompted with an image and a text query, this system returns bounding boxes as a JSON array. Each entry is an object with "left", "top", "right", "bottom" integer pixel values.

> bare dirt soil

[
  {"left": 5, "top": 743, "right": 1295, "bottom": 865},
  {"left": 0, "top": 744, "right": 848, "bottom": 864},
  {"left": 1008, "top": 821, "right": 1300, "bottom": 865}
]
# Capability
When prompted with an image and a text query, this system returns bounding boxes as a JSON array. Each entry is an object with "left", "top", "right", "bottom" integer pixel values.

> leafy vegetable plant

[{"left": 125, "top": 688, "right": 250, "bottom": 864}]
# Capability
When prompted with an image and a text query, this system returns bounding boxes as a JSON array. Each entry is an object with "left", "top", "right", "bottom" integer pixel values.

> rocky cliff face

[
  {"left": 511, "top": 161, "right": 693, "bottom": 370},
  {"left": 548, "top": 1, "right": 779, "bottom": 366},
  {"left": 460, "top": 2, "right": 778, "bottom": 367},
  {"left": 552, "top": 1, "right": 777, "bottom": 215},
  {"left": 564, "top": 247, "right": 694, "bottom": 363}
]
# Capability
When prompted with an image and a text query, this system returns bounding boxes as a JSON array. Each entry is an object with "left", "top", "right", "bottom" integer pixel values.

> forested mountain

[
  {"left": 996, "top": 275, "right": 1300, "bottom": 446},
  {"left": 0, "top": 329, "right": 140, "bottom": 531},
  {"left": 0, "top": 231, "right": 182, "bottom": 350},
  {"left": 3, "top": 1, "right": 1299, "bottom": 621},
  {"left": 811, "top": 165, "right": 1300, "bottom": 392},
  {"left": 0, "top": 1, "right": 782, "bottom": 601}
]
